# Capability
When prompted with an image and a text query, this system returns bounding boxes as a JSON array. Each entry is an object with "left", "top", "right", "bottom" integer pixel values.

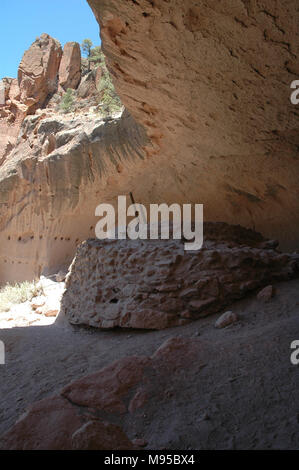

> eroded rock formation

[
  {"left": 0, "top": 78, "right": 27, "bottom": 165},
  {"left": 17, "top": 33, "right": 84, "bottom": 110},
  {"left": 0, "top": 109, "right": 149, "bottom": 283},
  {"left": 60, "top": 223, "right": 299, "bottom": 330},
  {"left": 1, "top": 1, "right": 299, "bottom": 284},
  {"left": 0, "top": 34, "right": 85, "bottom": 167},
  {"left": 59, "top": 42, "right": 82, "bottom": 91},
  {"left": 78, "top": 67, "right": 102, "bottom": 99},
  {"left": 18, "top": 33, "right": 63, "bottom": 113},
  {"left": 88, "top": 0, "right": 299, "bottom": 249},
  {"left": 0, "top": 32, "right": 153, "bottom": 283}
]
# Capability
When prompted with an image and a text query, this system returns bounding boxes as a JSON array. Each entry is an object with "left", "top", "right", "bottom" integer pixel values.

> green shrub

[
  {"left": 60, "top": 88, "right": 75, "bottom": 113},
  {"left": 0, "top": 281, "right": 41, "bottom": 313},
  {"left": 90, "top": 46, "right": 105, "bottom": 65},
  {"left": 81, "top": 38, "right": 93, "bottom": 59},
  {"left": 98, "top": 64, "right": 123, "bottom": 117}
]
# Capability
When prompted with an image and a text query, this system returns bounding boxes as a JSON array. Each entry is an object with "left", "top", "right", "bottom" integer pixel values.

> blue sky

[{"left": 0, "top": 0, "right": 101, "bottom": 79}]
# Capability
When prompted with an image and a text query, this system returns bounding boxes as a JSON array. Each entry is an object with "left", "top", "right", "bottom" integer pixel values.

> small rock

[
  {"left": 215, "top": 311, "right": 238, "bottom": 329},
  {"left": 44, "top": 309, "right": 59, "bottom": 318},
  {"left": 31, "top": 296, "right": 46, "bottom": 310},
  {"left": 257, "top": 285, "right": 275, "bottom": 302}
]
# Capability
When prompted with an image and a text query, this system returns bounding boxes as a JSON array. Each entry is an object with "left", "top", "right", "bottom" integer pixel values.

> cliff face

[
  {"left": 0, "top": 33, "right": 150, "bottom": 283},
  {"left": 0, "top": 109, "right": 149, "bottom": 283},
  {"left": 88, "top": 0, "right": 299, "bottom": 249},
  {"left": 0, "top": 34, "right": 64, "bottom": 167},
  {"left": 1, "top": 1, "right": 299, "bottom": 283},
  {"left": 18, "top": 34, "right": 63, "bottom": 113}
]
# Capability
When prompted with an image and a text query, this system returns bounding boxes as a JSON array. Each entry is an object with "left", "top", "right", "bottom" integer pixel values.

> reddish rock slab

[
  {"left": 59, "top": 42, "right": 81, "bottom": 91},
  {"left": 71, "top": 420, "right": 135, "bottom": 450},
  {"left": 18, "top": 33, "right": 62, "bottom": 112},
  {"left": 0, "top": 396, "right": 84, "bottom": 450},
  {"left": 61, "top": 356, "right": 150, "bottom": 413},
  {"left": 0, "top": 336, "right": 202, "bottom": 450}
]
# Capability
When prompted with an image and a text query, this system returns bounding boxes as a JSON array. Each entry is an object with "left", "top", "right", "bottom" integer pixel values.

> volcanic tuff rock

[
  {"left": 0, "top": 109, "right": 149, "bottom": 283},
  {"left": 1, "top": 1, "right": 299, "bottom": 284},
  {"left": 59, "top": 223, "right": 299, "bottom": 330},
  {"left": 0, "top": 34, "right": 82, "bottom": 165},
  {"left": 88, "top": 0, "right": 299, "bottom": 250},
  {"left": 59, "top": 42, "right": 82, "bottom": 91},
  {"left": 77, "top": 67, "right": 102, "bottom": 99},
  {"left": 18, "top": 33, "right": 63, "bottom": 113},
  {"left": 0, "top": 35, "right": 154, "bottom": 285},
  {"left": 0, "top": 78, "right": 27, "bottom": 165}
]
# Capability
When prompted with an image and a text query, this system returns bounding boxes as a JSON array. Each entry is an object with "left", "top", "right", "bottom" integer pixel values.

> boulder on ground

[
  {"left": 257, "top": 285, "right": 275, "bottom": 302},
  {"left": 215, "top": 311, "right": 238, "bottom": 329}
]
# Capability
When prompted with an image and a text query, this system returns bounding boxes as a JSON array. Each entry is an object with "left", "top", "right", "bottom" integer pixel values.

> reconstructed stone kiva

[{"left": 60, "top": 223, "right": 299, "bottom": 330}]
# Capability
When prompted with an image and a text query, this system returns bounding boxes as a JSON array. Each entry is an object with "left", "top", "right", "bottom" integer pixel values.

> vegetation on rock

[
  {"left": 0, "top": 281, "right": 41, "bottom": 313},
  {"left": 98, "top": 64, "right": 123, "bottom": 117},
  {"left": 59, "top": 88, "right": 75, "bottom": 113}
]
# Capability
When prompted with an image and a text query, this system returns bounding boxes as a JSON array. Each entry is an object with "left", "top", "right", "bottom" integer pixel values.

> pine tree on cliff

[{"left": 81, "top": 39, "right": 93, "bottom": 72}]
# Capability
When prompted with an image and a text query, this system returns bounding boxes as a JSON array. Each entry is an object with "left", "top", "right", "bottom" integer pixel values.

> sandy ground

[{"left": 0, "top": 279, "right": 298, "bottom": 449}]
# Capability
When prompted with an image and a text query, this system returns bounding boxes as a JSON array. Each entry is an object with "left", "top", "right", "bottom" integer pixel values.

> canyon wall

[
  {"left": 1, "top": 1, "right": 299, "bottom": 283},
  {"left": 0, "top": 33, "right": 151, "bottom": 283},
  {"left": 0, "top": 110, "right": 149, "bottom": 283},
  {"left": 88, "top": 0, "right": 299, "bottom": 249}
]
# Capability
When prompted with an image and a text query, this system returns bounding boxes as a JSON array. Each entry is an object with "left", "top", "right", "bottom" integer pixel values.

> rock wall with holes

[
  {"left": 88, "top": 0, "right": 299, "bottom": 249},
  {"left": 1, "top": 1, "right": 299, "bottom": 283},
  {"left": 0, "top": 109, "right": 149, "bottom": 283}
]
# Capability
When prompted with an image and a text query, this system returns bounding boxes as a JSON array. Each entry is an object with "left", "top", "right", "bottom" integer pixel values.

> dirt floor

[{"left": 0, "top": 279, "right": 299, "bottom": 449}]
